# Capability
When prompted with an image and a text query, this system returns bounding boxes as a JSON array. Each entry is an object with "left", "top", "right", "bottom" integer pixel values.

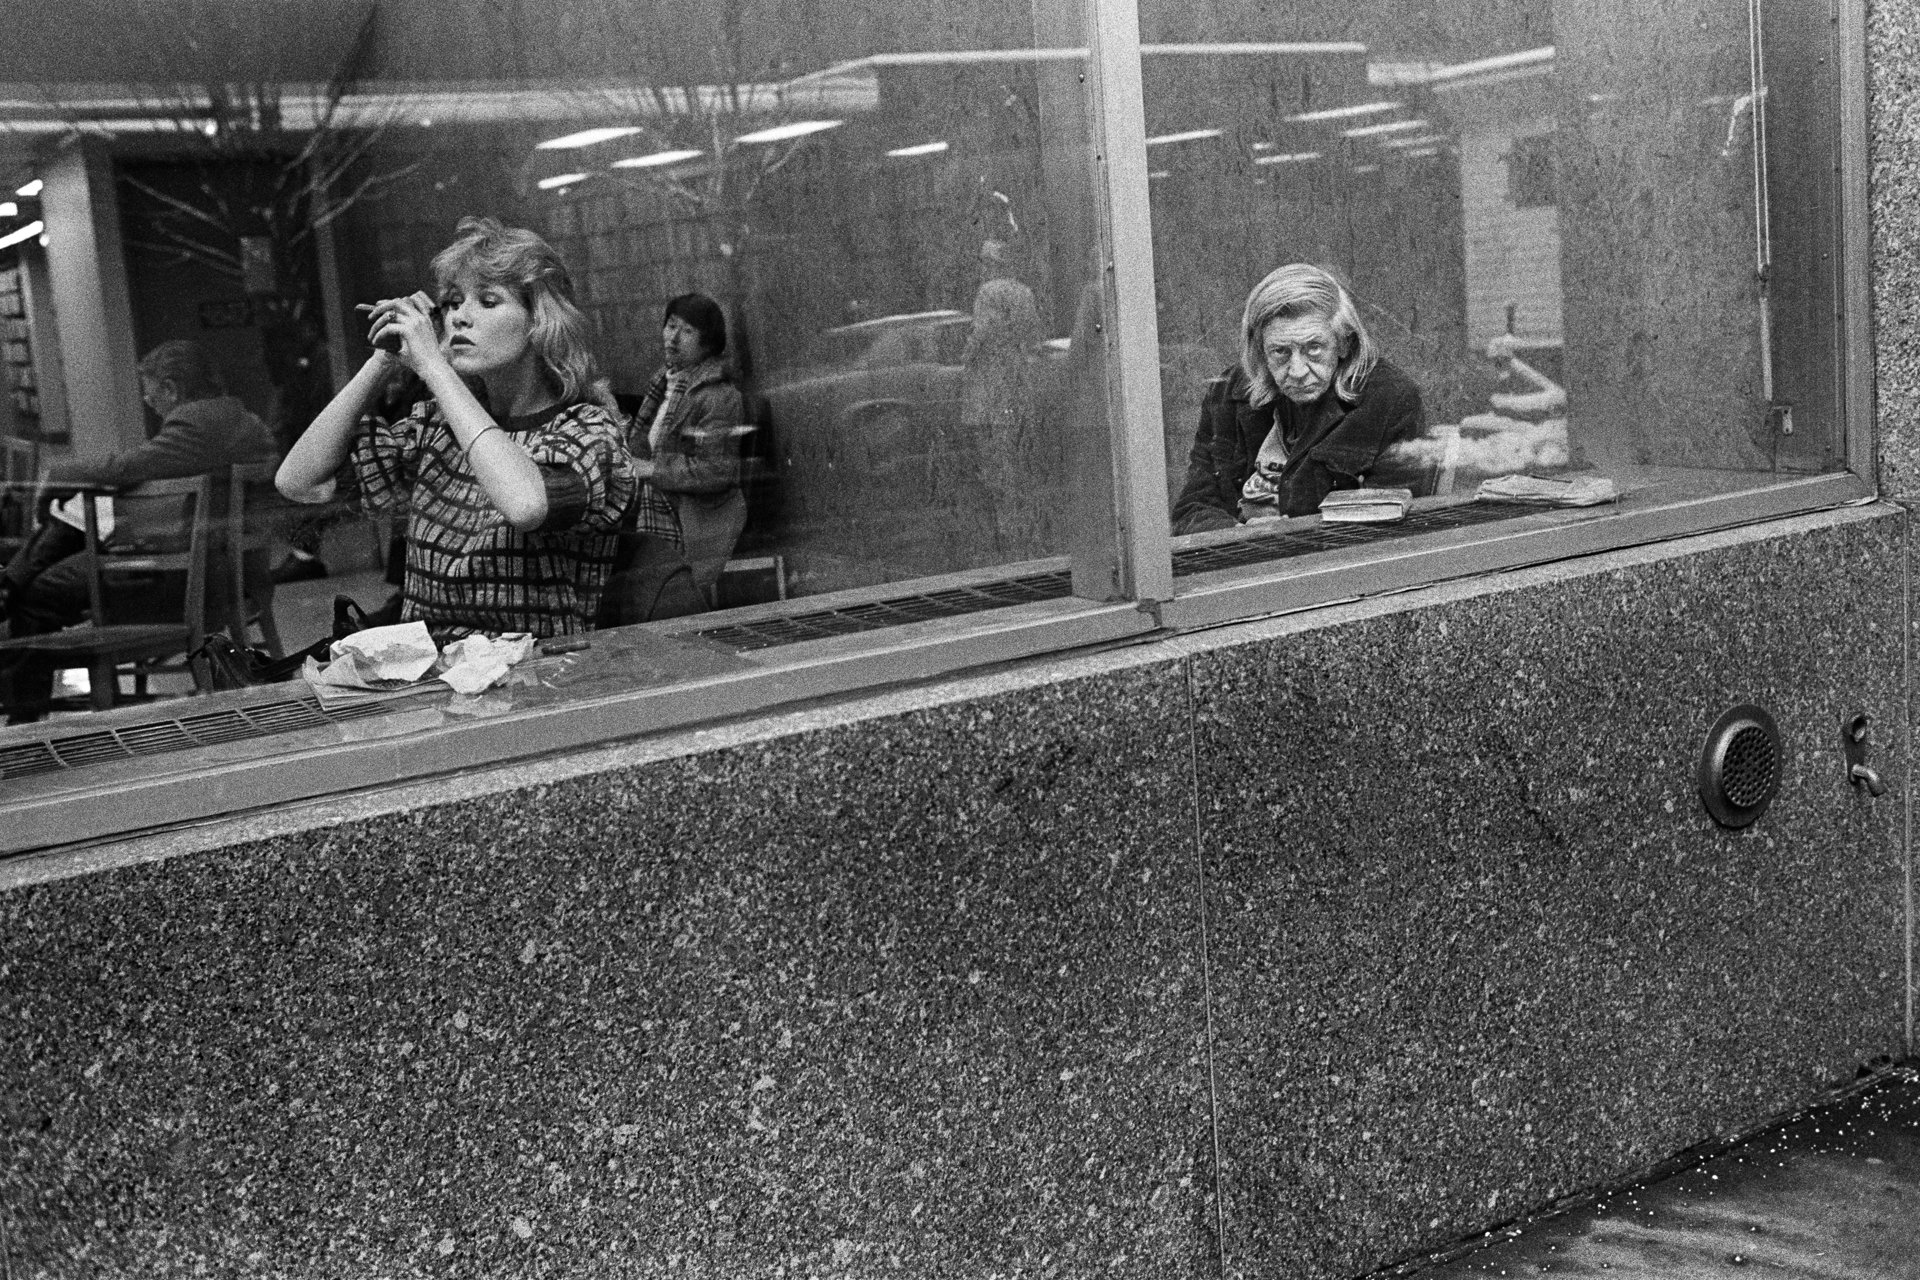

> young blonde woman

[{"left": 278, "top": 216, "right": 673, "bottom": 638}]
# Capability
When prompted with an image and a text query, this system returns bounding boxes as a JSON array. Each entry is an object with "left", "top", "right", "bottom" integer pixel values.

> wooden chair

[
  {"left": 0, "top": 434, "right": 35, "bottom": 558},
  {"left": 222, "top": 460, "right": 284, "bottom": 657},
  {"left": 0, "top": 474, "right": 216, "bottom": 711}
]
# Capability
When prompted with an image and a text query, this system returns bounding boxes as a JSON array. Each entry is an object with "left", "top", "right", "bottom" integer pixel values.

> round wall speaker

[{"left": 1698, "top": 704, "right": 1782, "bottom": 829}]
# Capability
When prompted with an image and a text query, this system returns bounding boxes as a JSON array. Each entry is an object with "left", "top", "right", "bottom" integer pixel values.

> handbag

[{"left": 190, "top": 593, "right": 401, "bottom": 690}]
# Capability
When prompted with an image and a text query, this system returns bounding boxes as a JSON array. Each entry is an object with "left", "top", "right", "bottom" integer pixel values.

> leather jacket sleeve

[{"left": 1170, "top": 373, "right": 1244, "bottom": 534}]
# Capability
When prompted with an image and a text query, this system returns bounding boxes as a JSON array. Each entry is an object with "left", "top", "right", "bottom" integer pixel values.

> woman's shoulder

[
  {"left": 545, "top": 399, "right": 629, "bottom": 440},
  {"left": 1358, "top": 355, "right": 1422, "bottom": 407},
  {"left": 1205, "top": 362, "right": 1252, "bottom": 399}
]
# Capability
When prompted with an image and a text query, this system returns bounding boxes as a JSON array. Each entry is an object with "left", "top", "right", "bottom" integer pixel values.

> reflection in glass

[
  {"left": 1142, "top": 0, "right": 1834, "bottom": 548},
  {"left": 0, "top": 0, "right": 1120, "bottom": 730}
]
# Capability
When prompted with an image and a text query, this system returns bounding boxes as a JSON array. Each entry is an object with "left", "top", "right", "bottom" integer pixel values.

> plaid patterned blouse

[{"left": 354, "top": 398, "right": 674, "bottom": 638}]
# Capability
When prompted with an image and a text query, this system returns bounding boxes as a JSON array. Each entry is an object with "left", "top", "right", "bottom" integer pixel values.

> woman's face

[
  {"left": 440, "top": 272, "right": 536, "bottom": 379},
  {"left": 662, "top": 314, "right": 709, "bottom": 370},
  {"left": 1261, "top": 314, "right": 1343, "bottom": 405}
]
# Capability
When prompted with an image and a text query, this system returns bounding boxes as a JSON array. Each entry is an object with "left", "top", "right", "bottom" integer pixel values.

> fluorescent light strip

[
  {"left": 1381, "top": 134, "right": 1449, "bottom": 149},
  {"left": 0, "top": 202, "right": 15, "bottom": 218},
  {"left": 734, "top": 119, "right": 843, "bottom": 145},
  {"left": 611, "top": 149, "right": 703, "bottom": 169},
  {"left": 1148, "top": 170, "right": 1172, "bottom": 179},
  {"left": 1343, "top": 118, "right": 1427, "bottom": 138},
  {"left": 1287, "top": 100, "right": 1402, "bottom": 123},
  {"left": 15, "top": 179, "right": 40, "bottom": 197},
  {"left": 1145, "top": 128, "right": 1223, "bottom": 147},
  {"left": 536, "top": 125, "right": 642, "bottom": 150},
  {"left": 1400, "top": 146, "right": 1441, "bottom": 158},
  {"left": 0, "top": 220, "right": 44, "bottom": 250},
  {"left": 1253, "top": 151, "right": 1322, "bottom": 165},
  {"left": 536, "top": 172, "right": 589, "bottom": 190},
  {"left": 886, "top": 141, "right": 950, "bottom": 157},
  {"left": 1428, "top": 45, "right": 1554, "bottom": 84}
]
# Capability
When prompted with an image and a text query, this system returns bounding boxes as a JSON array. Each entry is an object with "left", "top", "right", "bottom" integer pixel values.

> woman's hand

[{"left": 363, "top": 292, "right": 445, "bottom": 374}]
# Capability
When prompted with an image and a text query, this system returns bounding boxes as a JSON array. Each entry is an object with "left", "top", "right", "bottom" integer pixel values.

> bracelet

[{"left": 463, "top": 424, "right": 502, "bottom": 456}]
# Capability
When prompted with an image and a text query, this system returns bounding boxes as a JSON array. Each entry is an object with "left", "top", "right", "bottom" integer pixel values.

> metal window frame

[{"left": 1108, "top": 0, "right": 1876, "bottom": 630}]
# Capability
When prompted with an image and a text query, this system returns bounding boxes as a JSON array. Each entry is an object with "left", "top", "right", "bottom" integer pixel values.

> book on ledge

[{"left": 1318, "top": 487, "right": 1414, "bottom": 523}]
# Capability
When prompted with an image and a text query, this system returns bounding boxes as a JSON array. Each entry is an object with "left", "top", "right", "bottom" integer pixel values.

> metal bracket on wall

[{"left": 1842, "top": 711, "right": 1887, "bottom": 796}]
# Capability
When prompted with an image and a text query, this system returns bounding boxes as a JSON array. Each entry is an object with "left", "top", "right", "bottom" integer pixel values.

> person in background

[
  {"left": 960, "top": 238, "right": 1043, "bottom": 556},
  {"left": 277, "top": 215, "right": 661, "bottom": 640},
  {"left": 1171, "top": 263, "right": 1426, "bottom": 533},
  {"left": 0, "top": 339, "right": 278, "bottom": 722},
  {"left": 629, "top": 292, "right": 747, "bottom": 601}
]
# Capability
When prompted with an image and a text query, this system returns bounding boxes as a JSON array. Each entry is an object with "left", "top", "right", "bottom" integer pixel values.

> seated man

[
  {"left": 0, "top": 340, "right": 278, "bottom": 723},
  {"left": 1172, "top": 263, "right": 1428, "bottom": 533}
]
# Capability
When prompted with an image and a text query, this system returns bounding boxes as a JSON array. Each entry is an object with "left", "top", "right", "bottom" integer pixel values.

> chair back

[
  {"left": 0, "top": 435, "right": 35, "bottom": 544},
  {"left": 222, "top": 460, "right": 282, "bottom": 648},
  {"left": 81, "top": 473, "right": 216, "bottom": 650}
]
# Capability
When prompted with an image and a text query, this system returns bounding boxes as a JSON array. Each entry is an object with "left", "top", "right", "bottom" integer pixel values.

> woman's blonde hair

[
  {"left": 431, "top": 216, "right": 601, "bottom": 404},
  {"left": 1239, "top": 263, "right": 1378, "bottom": 407}
]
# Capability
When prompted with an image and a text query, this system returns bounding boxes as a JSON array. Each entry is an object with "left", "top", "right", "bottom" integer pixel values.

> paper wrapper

[
  {"left": 439, "top": 633, "right": 536, "bottom": 694},
  {"left": 303, "top": 623, "right": 535, "bottom": 708},
  {"left": 313, "top": 621, "right": 440, "bottom": 688}
]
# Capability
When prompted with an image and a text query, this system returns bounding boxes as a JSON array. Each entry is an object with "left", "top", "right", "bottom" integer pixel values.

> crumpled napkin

[
  {"left": 303, "top": 621, "right": 536, "bottom": 702},
  {"left": 439, "top": 633, "right": 536, "bottom": 694},
  {"left": 310, "top": 621, "right": 440, "bottom": 689}
]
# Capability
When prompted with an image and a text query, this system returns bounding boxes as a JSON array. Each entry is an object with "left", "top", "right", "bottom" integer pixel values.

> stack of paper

[
  {"left": 1476, "top": 474, "right": 1617, "bottom": 507},
  {"left": 1319, "top": 487, "right": 1414, "bottom": 524}
]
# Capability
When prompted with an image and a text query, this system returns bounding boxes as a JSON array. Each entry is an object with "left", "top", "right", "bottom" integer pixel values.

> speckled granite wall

[
  {"left": 1192, "top": 510, "right": 1907, "bottom": 1277},
  {"left": 1870, "top": 0, "right": 1920, "bottom": 496},
  {"left": 0, "top": 509, "right": 1906, "bottom": 1280},
  {"left": 0, "top": 667, "right": 1213, "bottom": 1278}
]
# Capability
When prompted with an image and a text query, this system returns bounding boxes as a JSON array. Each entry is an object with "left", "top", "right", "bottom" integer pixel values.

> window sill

[
  {"left": 1160, "top": 469, "right": 1870, "bottom": 630},
  {"left": 0, "top": 591, "right": 1153, "bottom": 856}
]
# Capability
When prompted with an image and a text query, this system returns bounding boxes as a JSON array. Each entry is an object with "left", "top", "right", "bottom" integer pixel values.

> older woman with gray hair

[{"left": 1171, "top": 263, "right": 1426, "bottom": 533}]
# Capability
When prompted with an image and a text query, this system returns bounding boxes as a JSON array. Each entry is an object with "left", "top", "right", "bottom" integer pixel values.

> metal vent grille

[
  {"left": 695, "top": 505, "right": 1538, "bottom": 651},
  {"left": 0, "top": 697, "right": 390, "bottom": 783},
  {"left": 1720, "top": 725, "right": 1779, "bottom": 809},
  {"left": 696, "top": 571, "right": 1075, "bottom": 651},
  {"left": 1698, "top": 704, "right": 1782, "bottom": 829},
  {"left": 1171, "top": 502, "right": 1529, "bottom": 577}
]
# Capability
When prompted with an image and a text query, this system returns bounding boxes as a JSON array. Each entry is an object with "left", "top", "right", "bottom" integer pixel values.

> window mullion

[{"left": 1083, "top": 0, "right": 1173, "bottom": 603}]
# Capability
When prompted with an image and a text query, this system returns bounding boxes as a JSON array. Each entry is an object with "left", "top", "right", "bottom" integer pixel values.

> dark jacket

[
  {"left": 46, "top": 394, "right": 278, "bottom": 547},
  {"left": 629, "top": 360, "right": 744, "bottom": 500},
  {"left": 1171, "top": 358, "right": 1428, "bottom": 533}
]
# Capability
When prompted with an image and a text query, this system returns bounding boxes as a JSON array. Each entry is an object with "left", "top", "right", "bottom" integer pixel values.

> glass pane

[
  {"left": 0, "top": 0, "right": 1121, "bottom": 731},
  {"left": 1143, "top": 0, "right": 1843, "bottom": 558}
]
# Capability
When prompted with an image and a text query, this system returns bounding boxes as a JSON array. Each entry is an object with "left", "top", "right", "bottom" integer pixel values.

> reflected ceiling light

[
  {"left": 734, "top": 119, "right": 843, "bottom": 145},
  {"left": 1381, "top": 134, "right": 1448, "bottom": 149},
  {"left": 15, "top": 179, "right": 40, "bottom": 197},
  {"left": 537, "top": 126, "right": 643, "bottom": 150},
  {"left": 1352, "top": 163, "right": 1381, "bottom": 174},
  {"left": 1343, "top": 118, "right": 1427, "bottom": 138},
  {"left": 1288, "top": 100, "right": 1402, "bottom": 123},
  {"left": 1253, "top": 151, "right": 1322, "bottom": 165},
  {"left": 1148, "top": 170, "right": 1172, "bottom": 180},
  {"left": 0, "top": 220, "right": 45, "bottom": 250},
  {"left": 536, "top": 172, "right": 589, "bottom": 190},
  {"left": 612, "top": 149, "right": 704, "bottom": 169},
  {"left": 1401, "top": 146, "right": 1441, "bottom": 158},
  {"left": 0, "top": 202, "right": 15, "bottom": 218},
  {"left": 886, "top": 141, "right": 950, "bottom": 157},
  {"left": 1145, "top": 128, "right": 1222, "bottom": 147}
]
